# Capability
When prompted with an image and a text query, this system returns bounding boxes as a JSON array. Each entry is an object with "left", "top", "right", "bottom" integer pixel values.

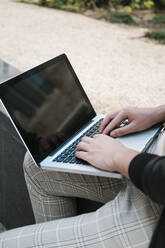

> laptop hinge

[{"left": 49, "top": 119, "right": 96, "bottom": 157}]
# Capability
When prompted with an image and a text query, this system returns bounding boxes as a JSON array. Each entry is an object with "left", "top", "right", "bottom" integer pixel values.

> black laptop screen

[{"left": 0, "top": 55, "right": 96, "bottom": 163}]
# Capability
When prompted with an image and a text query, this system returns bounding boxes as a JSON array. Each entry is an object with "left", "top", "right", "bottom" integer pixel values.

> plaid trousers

[{"left": 0, "top": 134, "right": 164, "bottom": 248}]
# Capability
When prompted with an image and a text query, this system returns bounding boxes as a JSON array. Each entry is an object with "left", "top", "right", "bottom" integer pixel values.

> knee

[{"left": 23, "top": 151, "right": 39, "bottom": 178}]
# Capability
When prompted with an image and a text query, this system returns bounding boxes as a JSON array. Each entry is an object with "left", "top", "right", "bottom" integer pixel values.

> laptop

[{"left": 0, "top": 54, "right": 160, "bottom": 179}]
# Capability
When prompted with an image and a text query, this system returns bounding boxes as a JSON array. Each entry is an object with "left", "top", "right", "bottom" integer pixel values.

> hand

[
  {"left": 100, "top": 107, "right": 159, "bottom": 138},
  {"left": 75, "top": 134, "right": 138, "bottom": 178}
]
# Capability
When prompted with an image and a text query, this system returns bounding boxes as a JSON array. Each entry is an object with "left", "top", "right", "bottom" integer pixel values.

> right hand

[
  {"left": 76, "top": 134, "right": 138, "bottom": 178},
  {"left": 100, "top": 107, "right": 158, "bottom": 138}
]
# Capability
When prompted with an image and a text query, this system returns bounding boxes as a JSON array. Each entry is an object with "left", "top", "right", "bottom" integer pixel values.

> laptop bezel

[
  {"left": 0, "top": 54, "right": 97, "bottom": 164},
  {"left": 0, "top": 54, "right": 96, "bottom": 118}
]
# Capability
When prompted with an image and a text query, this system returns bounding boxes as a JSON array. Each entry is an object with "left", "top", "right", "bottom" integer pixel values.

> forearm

[
  {"left": 153, "top": 105, "right": 165, "bottom": 124},
  {"left": 129, "top": 153, "right": 165, "bottom": 204}
]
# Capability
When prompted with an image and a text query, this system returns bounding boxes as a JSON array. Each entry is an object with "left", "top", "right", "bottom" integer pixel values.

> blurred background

[{"left": 0, "top": 0, "right": 165, "bottom": 114}]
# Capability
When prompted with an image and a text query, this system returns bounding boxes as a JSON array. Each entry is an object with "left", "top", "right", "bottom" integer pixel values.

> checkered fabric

[
  {"left": 23, "top": 152, "right": 126, "bottom": 223},
  {"left": 0, "top": 181, "right": 162, "bottom": 248},
  {"left": 0, "top": 133, "right": 165, "bottom": 248}
]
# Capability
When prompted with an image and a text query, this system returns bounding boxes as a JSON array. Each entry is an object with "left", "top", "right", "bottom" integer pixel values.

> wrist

[{"left": 115, "top": 148, "right": 139, "bottom": 178}]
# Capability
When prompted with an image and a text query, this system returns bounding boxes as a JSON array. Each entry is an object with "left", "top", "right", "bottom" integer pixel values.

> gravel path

[{"left": 0, "top": 0, "right": 165, "bottom": 114}]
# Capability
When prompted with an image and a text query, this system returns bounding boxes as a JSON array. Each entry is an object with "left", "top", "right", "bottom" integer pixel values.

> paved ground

[{"left": 0, "top": 0, "right": 165, "bottom": 114}]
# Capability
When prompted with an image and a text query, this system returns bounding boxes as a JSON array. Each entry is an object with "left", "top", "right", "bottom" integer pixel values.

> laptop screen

[{"left": 0, "top": 54, "right": 96, "bottom": 163}]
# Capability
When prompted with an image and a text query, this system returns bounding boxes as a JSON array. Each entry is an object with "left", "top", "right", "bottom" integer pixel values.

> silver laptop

[{"left": 0, "top": 54, "right": 160, "bottom": 178}]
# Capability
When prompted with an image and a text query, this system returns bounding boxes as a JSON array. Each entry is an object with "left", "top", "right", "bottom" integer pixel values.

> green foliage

[
  {"left": 145, "top": 29, "right": 165, "bottom": 43},
  {"left": 38, "top": 0, "right": 109, "bottom": 12},
  {"left": 130, "top": 0, "right": 154, "bottom": 10},
  {"left": 22, "top": 0, "right": 156, "bottom": 12},
  {"left": 38, "top": 0, "right": 82, "bottom": 11},
  {"left": 108, "top": 11, "right": 137, "bottom": 25},
  {"left": 114, "top": 0, "right": 155, "bottom": 13},
  {"left": 39, "top": 0, "right": 67, "bottom": 9},
  {"left": 153, "top": 14, "right": 165, "bottom": 24}
]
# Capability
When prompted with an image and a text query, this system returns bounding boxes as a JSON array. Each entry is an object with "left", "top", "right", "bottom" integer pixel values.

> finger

[
  {"left": 75, "top": 151, "right": 90, "bottom": 163},
  {"left": 81, "top": 136, "right": 93, "bottom": 143},
  {"left": 93, "top": 133, "right": 102, "bottom": 139},
  {"left": 99, "top": 111, "right": 119, "bottom": 133},
  {"left": 110, "top": 122, "right": 135, "bottom": 137},
  {"left": 102, "top": 112, "right": 128, "bottom": 135},
  {"left": 77, "top": 141, "right": 90, "bottom": 152}
]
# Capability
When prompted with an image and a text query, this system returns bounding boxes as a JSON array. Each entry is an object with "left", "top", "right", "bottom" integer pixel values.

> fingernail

[{"left": 110, "top": 131, "right": 115, "bottom": 136}]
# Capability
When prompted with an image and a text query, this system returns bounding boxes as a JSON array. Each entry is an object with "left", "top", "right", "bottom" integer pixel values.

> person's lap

[
  {"left": 23, "top": 152, "right": 125, "bottom": 223},
  {"left": 0, "top": 179, "right": 162, "bottom": 248},
  {"left": 0, "top": 134, "right": 164, "bottom": 247}
]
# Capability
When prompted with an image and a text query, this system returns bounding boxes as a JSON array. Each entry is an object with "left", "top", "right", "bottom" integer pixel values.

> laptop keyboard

[{"left": 53, "top": 118, "right": 103, "bottom": 165}]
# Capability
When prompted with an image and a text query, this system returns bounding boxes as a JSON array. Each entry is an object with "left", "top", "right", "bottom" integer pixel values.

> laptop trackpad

[{"left": 117, "top": 127, "right": 159, "bottom": 152}]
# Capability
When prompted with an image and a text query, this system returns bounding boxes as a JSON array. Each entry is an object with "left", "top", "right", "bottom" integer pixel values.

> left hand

[{"left": 75, "top": 134, "right": 138, "bottom": 178}]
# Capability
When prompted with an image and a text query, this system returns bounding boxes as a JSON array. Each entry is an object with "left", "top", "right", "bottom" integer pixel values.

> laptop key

[{"left": 53, "top": 119, "right": 103, "bottom": 165}]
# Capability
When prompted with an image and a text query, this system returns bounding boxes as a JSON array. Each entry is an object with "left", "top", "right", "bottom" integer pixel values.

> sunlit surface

[{"left": 0, "top": 59, "right": 19, "bottom": 83}]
